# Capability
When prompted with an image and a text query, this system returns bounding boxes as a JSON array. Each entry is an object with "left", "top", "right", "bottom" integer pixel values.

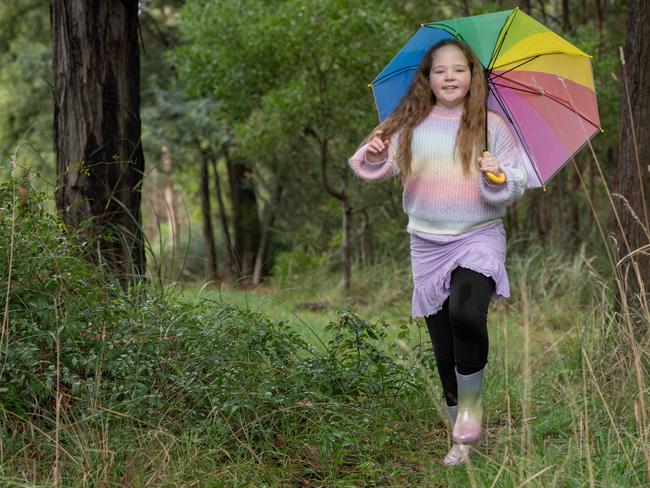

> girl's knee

[{"left": 448, "top": 302, "right": 485, "bottom": 329}]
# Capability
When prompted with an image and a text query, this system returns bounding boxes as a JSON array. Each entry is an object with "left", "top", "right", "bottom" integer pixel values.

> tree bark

[
  {"left": 562, "top": 0, "right": 572, "bottom": 32},
  {"left": 252, "top": 183, "right": 282, "bottom": 286},
  {"left": 615, "top": 0, "right": 650, "bottom": 321},
  {"left": 51, "top": 0, "right": 145, "bottom": 283},
  {"left": 534, "top": 194, "right": 550, "bottom": 243},
  {"left": 199, "top": 147, "right": 218, "bottom": 281},
  {"left": 211, "top": 155, "right": 233, "bottom": 278},
  {"left": 224, "top": 149, "right": 260, "bottom": 285},
  {"left": 594, "top": 0, "right": 603, "bottom": 45}
]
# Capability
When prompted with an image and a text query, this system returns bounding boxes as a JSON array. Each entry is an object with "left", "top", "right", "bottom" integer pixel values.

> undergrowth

[{"left": 1, "top": 178, "right": 648, "bottom": 487}]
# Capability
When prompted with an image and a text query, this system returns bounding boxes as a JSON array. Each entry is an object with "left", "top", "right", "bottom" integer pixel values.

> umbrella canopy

[{"left": 369, "top": 7, "right": 601, "bottom": 188}]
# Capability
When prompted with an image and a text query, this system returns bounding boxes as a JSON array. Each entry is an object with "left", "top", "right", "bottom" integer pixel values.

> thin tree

[
  {"left": 615, "top": 0, "right": 649, "bottom": 322},
  {"left": 51, "top": 0, "right": 146, "bottom": 282}
]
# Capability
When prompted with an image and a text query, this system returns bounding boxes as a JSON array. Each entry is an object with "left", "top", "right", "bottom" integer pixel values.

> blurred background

[{"left": 0, "top": 0, "right": 630, "bottom": 297}]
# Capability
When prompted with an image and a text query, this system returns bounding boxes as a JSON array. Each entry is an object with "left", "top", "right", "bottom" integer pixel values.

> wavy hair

[{"left": 365, "top": 39, "right": 487, "bottom": 183}]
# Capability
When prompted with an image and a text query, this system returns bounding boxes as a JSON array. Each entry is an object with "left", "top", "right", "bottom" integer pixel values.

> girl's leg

[
  {"left": 447, "top": 266, "right": 495, "bottom": 445},
  {"left": 424, "top": 298, "right": 457, "bottom": 406},
  {"left": 426, "top": 301, "right": 470, "bottom": 466},
  {"left": 448, "top": 266, "right": 494, "bottom": 373}
]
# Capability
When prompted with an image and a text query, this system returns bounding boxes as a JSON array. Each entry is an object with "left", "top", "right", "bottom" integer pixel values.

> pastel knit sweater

[{"left": 349, "top": 105, "right": 527, "bottom": 235}]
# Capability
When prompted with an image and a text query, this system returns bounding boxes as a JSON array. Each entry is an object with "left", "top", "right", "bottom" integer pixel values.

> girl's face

[{"left": 429, "top": 45, "right": 472, "bottom": 110}]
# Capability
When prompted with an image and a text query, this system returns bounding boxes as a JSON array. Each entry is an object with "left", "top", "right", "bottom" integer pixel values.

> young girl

[{"left": 349, "top": 39, "right": 527, "bottom": 466}]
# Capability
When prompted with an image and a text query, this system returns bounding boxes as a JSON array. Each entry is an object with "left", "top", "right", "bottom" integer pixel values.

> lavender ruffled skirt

[{"left": 409, "top": 221, "right": 510, "bottom": 318}]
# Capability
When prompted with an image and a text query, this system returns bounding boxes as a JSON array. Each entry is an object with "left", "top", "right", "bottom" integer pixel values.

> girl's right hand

[{"left": 366, "top": 130, "right": 390, "bottom": 163}]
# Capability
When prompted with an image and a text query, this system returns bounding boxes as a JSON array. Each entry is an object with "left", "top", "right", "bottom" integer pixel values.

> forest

[{"left": 0, "top": 0, "right": 648, "bottom": 486}]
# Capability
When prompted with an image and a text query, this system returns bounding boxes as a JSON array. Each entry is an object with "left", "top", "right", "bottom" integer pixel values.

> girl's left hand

[{"left": 477, "top": 151, "right": 501, "bottom": 176}]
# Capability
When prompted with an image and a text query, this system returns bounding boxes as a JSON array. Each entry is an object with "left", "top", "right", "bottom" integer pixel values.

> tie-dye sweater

[{"left": 348, "top": 105, "right": 527, "bottom": 235}]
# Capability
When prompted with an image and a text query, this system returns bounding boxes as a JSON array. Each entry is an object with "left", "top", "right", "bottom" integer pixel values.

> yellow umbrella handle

[
  {"left": 486, "top": 171, "right": 506, "bottom": 184},
  {"left": 482, "top": 151, "right": 506, "bottom": 184}
]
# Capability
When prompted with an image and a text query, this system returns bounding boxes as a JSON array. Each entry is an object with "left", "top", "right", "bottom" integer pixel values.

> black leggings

[{"left": 425, "top": 267, "right": 494, "bottom": 406}]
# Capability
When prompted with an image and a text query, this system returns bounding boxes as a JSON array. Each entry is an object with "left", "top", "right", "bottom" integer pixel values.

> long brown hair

[{"left": 366, "top": 39, "right": 487, "bottom": 182}]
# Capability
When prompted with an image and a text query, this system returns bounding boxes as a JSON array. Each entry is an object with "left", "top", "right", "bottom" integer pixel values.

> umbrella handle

[
  {"left": 486, "top": 171, "right": 506, "bottom": 184},
  {"left": 481, "top": 151, "right": 506, "bottom": 184}
]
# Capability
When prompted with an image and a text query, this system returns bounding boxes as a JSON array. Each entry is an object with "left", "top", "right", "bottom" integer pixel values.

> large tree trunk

[
  {"left": 51, "top": 0, "right": 145, "bottom": 283},
  {"left": 224, "top": 151, "right": 260, "bottom": 285},
  {"left": 615, "top": 0, "right": 650, "bottom": 322}
]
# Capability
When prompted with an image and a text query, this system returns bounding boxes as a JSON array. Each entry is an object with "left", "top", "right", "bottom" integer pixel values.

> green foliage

[
  {"left": 270, "top": 248, "right": 327, "bottom": 286},
  {"left": 322, "top": 312, "right": 417, "bottom": 398},
  {"left": 0, "top": 178, "right": 422, "bottom": 428},
  {"left": 170, "top": 0, "right": 420, "bottom": 272},
  {"left": 0, "top": 1, "right": 53, "bottom": 179},
  {"left": 0, "top": 178, "right": 100, "bottom": 413},
  {"left": 1, "top": 174, "right": 649, "bottom": 486}
]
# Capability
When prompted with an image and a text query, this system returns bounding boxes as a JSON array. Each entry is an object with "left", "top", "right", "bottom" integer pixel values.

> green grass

[
  {"left": 4, "top": 266, "right": 647, "bottom": 487},
  {"left": 1, "top": 179, "right": 648, "bottom": 487}
]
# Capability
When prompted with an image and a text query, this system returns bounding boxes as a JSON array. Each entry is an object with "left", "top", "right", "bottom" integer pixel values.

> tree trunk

[
  {"left": 342, "top": 199, "right": 352, "bottom": 292},
  {"left": 615, "top": 0, "right": 650, "bottom": 322},
  {"left": 224, "top": 150, "right": 260, "bottom": 285},
  {"left": 534, "top": 194, "right": 550, "bottom": 243},
  {"left": 594, "top": 0, "right": 603, "bottom": 46},
  {"left": 161, "top": 146, "right": 179, "bottom": 253},
  {"left": 252, "top": 184, "right": 282, "bottom": 286},
  {"left": 211, "top": 155, "right": 233, "bottom": 278},
  {"left": 461, "top": 0, "right": 471, "bottom": 16},
  {"left": 308, "top": 131, "right": 351, "bottom": 291},
  {"left": 51, "top": 0, "right": 145, "bottom": 283},
  {"left": 199, "top": 148, "right": 218, "bottom": 281},
  {"left": 562, "top": 0, "right": 572, "bottom": 32},
  {"left": 355, "top": 208, "right": 373, "bottom": 266},
  {"left": 536, "top": 0, "right": 547, "bottom": 24}
]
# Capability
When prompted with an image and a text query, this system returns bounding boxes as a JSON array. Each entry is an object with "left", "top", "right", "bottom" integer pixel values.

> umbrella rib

[
  {"left": 423, "top": 23, "right": 469, "bottom": 46},
  {"left": 492, "top": 50, "right": 590, "bottom": 71},
  {"left": 372, "top": 65, "right": 419, "bottom": 85},
  {"left": 487, "top": 83, "right": 545, "bottom": 186},
  {"left": 490, "top": 55, "right": 542, "bottom": 79},
  {"left": 487, "top": 8, "right": 519, "bottom": 71},
  {"left": 490, "top": 78, "right": 601, "bottom": 130}
]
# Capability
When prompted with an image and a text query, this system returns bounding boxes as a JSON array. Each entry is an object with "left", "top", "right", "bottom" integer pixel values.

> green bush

[
  {"left": 0, "top": 179, "right": 425, "bottom": 433},
  {"left": 270, "top": 248, "right": 327, "bottom": 286}
]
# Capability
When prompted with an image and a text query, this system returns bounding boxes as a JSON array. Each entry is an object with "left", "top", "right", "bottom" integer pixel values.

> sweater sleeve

[
  {"left": 479, "top": 113, "right": 527, "bottom": 207},
  {"left": 348, "top": 132, "right": 399, "bottom": 183}
]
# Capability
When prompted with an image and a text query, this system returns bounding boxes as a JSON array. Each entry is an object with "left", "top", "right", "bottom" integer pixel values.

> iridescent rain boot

[
  {"left": 452, "top": 366, "right": 484, "bottom": 445},
  {"left": 443, "top": 404, "right": 471, "bottom": 466}
]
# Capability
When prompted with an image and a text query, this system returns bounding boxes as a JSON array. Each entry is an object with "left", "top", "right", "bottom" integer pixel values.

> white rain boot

[
  {"left": 452, "top": 367, "right": 484, "bottom": 445},
  {"left": 443, "top": 404, "right": 471, "bottom": 466}
]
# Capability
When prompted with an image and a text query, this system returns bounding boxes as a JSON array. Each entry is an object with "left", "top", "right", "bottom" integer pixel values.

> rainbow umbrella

[{"left": 369, "top": 7, "right": 601, "bottom": 188}]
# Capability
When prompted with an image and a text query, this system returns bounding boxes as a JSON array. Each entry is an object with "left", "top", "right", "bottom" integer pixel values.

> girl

[{"left": 348, "top": 39, "right": 527, "bottom": 466}]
